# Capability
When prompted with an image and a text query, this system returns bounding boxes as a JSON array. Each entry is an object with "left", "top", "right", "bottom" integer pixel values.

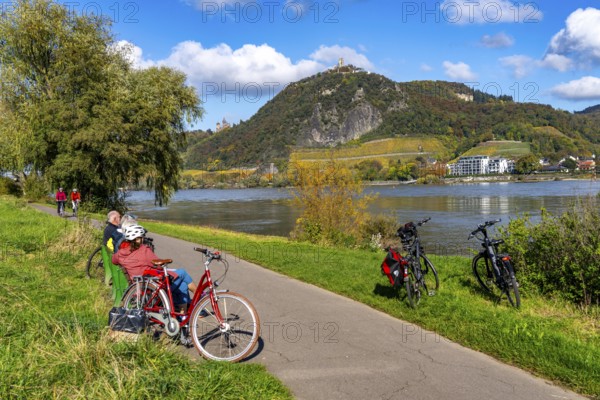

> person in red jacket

[
  {"left": 55, "top": 187, "right": 67, "bottom": 215},
  {"left": 112, "top": 225, "right": 197, "bottom": 310},
  {"left": 70, "top": 188, "right": 81, "bottom": 212}
]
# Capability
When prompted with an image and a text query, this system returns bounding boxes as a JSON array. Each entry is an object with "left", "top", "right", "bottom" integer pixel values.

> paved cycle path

[{"left": 34, "top": 205, "right": 586, "bottom": 400}]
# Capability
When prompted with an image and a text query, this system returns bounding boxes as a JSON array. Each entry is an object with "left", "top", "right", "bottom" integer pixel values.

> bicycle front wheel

[
  {"left": 405, "top": 266, "right": 419, "bottom": 308},
  {"left": 86, "top": 246, "right": 104, "bottom": 281},
  {"left": 190, "top": 291, "right": 260, "bottom": 362},
  {"left": 500, "top": 260, "right": 521, "bottom": 308},
  {"left": 419, "top": 255, "right": 439, "bottom": 296},
  {"left": 472, "top": 253, "right": 499, "bottom": 295}
]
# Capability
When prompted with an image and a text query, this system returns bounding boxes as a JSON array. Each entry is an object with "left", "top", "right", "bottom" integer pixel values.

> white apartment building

[
  {"left": 448, "top": 155, "right": 514, "bottom": 176},
  {"left": 448, "top": 155, "right": 489, "bottom": 175},
  {"left": 488, "top": 158, "right": 508, "bottom": 174}
]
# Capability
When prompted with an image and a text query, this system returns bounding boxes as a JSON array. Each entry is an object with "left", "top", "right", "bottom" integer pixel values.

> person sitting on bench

[{"left": 112, "top": 225, "right": 197, "bottom": 311}]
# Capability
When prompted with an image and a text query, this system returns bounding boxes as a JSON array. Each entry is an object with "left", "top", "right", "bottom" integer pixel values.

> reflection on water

[{"left": 128, "top": 180, "right": 600, "bottom": 254}]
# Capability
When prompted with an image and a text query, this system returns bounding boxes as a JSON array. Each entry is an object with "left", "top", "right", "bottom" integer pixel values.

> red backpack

[{"left": 381, "top": 248, "right": 408, "bottom": 287}]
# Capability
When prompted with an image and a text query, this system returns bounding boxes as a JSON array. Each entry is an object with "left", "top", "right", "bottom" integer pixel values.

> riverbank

[{"left": 178, "top": 169, "right": 594, "bottom": 190}]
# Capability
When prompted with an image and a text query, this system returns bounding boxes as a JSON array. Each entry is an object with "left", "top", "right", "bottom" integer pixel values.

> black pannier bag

[
  {"left": 381, "top": 248, "right": 404, "bottom": 287},
  {"left": 108, "top": 307, "right": 147, "bottom": 334}
]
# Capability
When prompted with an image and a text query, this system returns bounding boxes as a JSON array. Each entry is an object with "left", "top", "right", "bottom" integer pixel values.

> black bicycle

[
  {"left": 398, "top": 217, "right": 439, "bottom": 308},
  {"left": 469, "top": 219, "right": 520, "bottom": 308}
]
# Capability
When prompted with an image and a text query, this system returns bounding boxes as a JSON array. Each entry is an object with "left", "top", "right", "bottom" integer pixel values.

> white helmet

[{"left": 124, "top": 225, "right": 146, "bottom": 241}]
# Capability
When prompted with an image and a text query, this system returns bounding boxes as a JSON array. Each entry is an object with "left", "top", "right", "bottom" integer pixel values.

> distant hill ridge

[{"left": 184, "top": 69, "right": 600, "bottom": 168}]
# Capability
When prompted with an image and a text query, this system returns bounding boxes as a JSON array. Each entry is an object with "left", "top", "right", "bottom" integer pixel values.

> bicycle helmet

[
  {"left": 73, "top": 188, "right": 77, "bottom": 192},
  {"left": 124, "top": 225, "right": 146, "bottom": 241}
]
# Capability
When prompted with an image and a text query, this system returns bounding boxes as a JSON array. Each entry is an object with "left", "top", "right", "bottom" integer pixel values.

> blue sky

[{"left": 58, "top": 1, "right": 600, "bottom": 131}]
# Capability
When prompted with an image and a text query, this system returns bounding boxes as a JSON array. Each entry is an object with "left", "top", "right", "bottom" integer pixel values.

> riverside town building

[{"left": 447, "top": 155, "right": 515, "bottom": 176}]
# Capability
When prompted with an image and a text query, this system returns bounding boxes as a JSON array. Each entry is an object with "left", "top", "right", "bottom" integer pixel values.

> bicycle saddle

[{"left": 151, "top": 259, "right": 173, "bottom": 266}]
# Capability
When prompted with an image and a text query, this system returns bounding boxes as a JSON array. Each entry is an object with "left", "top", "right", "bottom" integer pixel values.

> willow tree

[{"left": 0, "top": 0, "right": 203, "bottom": 207}]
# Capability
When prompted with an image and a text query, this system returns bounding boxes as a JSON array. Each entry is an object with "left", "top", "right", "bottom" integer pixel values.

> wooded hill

[{"left": 184, "top": 69, "right": 600, "bottom": 169}]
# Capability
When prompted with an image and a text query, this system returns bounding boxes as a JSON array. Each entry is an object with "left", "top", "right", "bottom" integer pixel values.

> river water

[{"left": 127, "top": 180, "right": 600, "bottom": 255}]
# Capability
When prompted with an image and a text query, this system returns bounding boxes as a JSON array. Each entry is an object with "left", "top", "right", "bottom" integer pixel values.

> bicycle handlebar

[
  {"left": 468, "top": 219, "right": 502, "bottom": 239},
  {"left": 193, "top": 247, "right": 222, "bottom": 260},
  {"left": 417, "top": 217, "right": 431, "bottom": 226}
]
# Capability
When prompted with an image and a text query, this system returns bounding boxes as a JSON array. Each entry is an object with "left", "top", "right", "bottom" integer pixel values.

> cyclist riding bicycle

[
  {"left": 70, "top": 188, "right": 81, "bottom": 211},
  {"left": 55, "top": 187, "right": 67, "bottom": 215},
  {"left": 112, "top": 225, "right": 197, "bottom": 311}
]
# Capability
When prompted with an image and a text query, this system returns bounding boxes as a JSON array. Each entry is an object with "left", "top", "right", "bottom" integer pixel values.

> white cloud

[
  {"left": 310, "top": 45, "right": 375, "bottom": 70},
  {"left": 115, "top": 40, "right": 374, "bottom": 100},
  {"left": 540, "top": 54, "right": 574, "bottom": 72},
  {"left": 551, "top": 76, "right": 600, "bottom": 100},
  {"left": 546, "top": 8, "right": 600, "bottom": 67},
  {"left": 480, "top": 32, "right": 514, "bottom": 48},
  {"left": 440, "top": 0, "right": 543, "bottom": 24},
  {"left": 500, "top": 55, "right": 534, "bottom": 78},
  {"left": 420, "top": 63, "right": 433, "bottom": 72},
  {"left": 161, "top": 41, "right": 325, "bottom": 87},
  {"left": 443, "top": 61, "right": 477, "bottom": 81}
]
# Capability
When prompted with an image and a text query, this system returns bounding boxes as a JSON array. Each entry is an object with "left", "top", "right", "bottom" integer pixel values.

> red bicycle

[{"left": 121, "top": 247, "right": 260, "bottom": 362}]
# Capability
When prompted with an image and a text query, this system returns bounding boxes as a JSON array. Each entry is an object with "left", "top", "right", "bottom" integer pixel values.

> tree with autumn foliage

[{"left": 289, "top": 159, "right": 376, "bottom": 246}]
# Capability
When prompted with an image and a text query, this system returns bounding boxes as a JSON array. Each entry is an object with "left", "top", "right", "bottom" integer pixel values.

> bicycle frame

[
  {"left": 401, "top": 218, "right": 428, "bottom": 281},
  {"left": 395, "top": 217, "right": 439, "bottom": 307},
  {"left": 472, "top": 224, "right": 502, "bottom": 282},
  {"left": 469, "top": 219, "right": 521, "bottom": 307}
]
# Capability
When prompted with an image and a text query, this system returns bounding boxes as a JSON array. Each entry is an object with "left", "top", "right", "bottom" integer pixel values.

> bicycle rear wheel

[
  {"left": 122, "top": 280, "right": 171, "bottom": 327},
  {"left": 419, "top": 255, "right": 439, "bottom": 296},
  {"left": 500, "top": 260, "right": 521, "bottom": 308},
  {"left": 190, "top": 291, "right": 260, "bottom": 362},
  {"left": 86, "top": 246, "right": 104, "bottom": 281}
]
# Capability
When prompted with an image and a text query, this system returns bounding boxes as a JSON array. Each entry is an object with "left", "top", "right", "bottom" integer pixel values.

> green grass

[
  {"left": 0, "top": 197, "right": 291, "bottom": 400},
  {"left": 461, "top": 140, "right": 531, "bottom": 158},
  {"left": 140, "top": 219, "right": 600, "bottom": 399},
  {"left": 290, "top": 137, "right": 449, "bottom": 165}
]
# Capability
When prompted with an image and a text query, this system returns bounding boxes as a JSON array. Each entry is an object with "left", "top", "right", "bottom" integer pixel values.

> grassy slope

[
  {"left": 0, "top": 198, "right": 291, "bottom": 400},
  {"left": 460, "top": 141, "right": 531, "bottom": 158},
  {"left": 139, "top": 219, "right": 600, "bottom": 398},
  {"left": 290, "top": 137, "right": 449, "bottom": 165}
]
